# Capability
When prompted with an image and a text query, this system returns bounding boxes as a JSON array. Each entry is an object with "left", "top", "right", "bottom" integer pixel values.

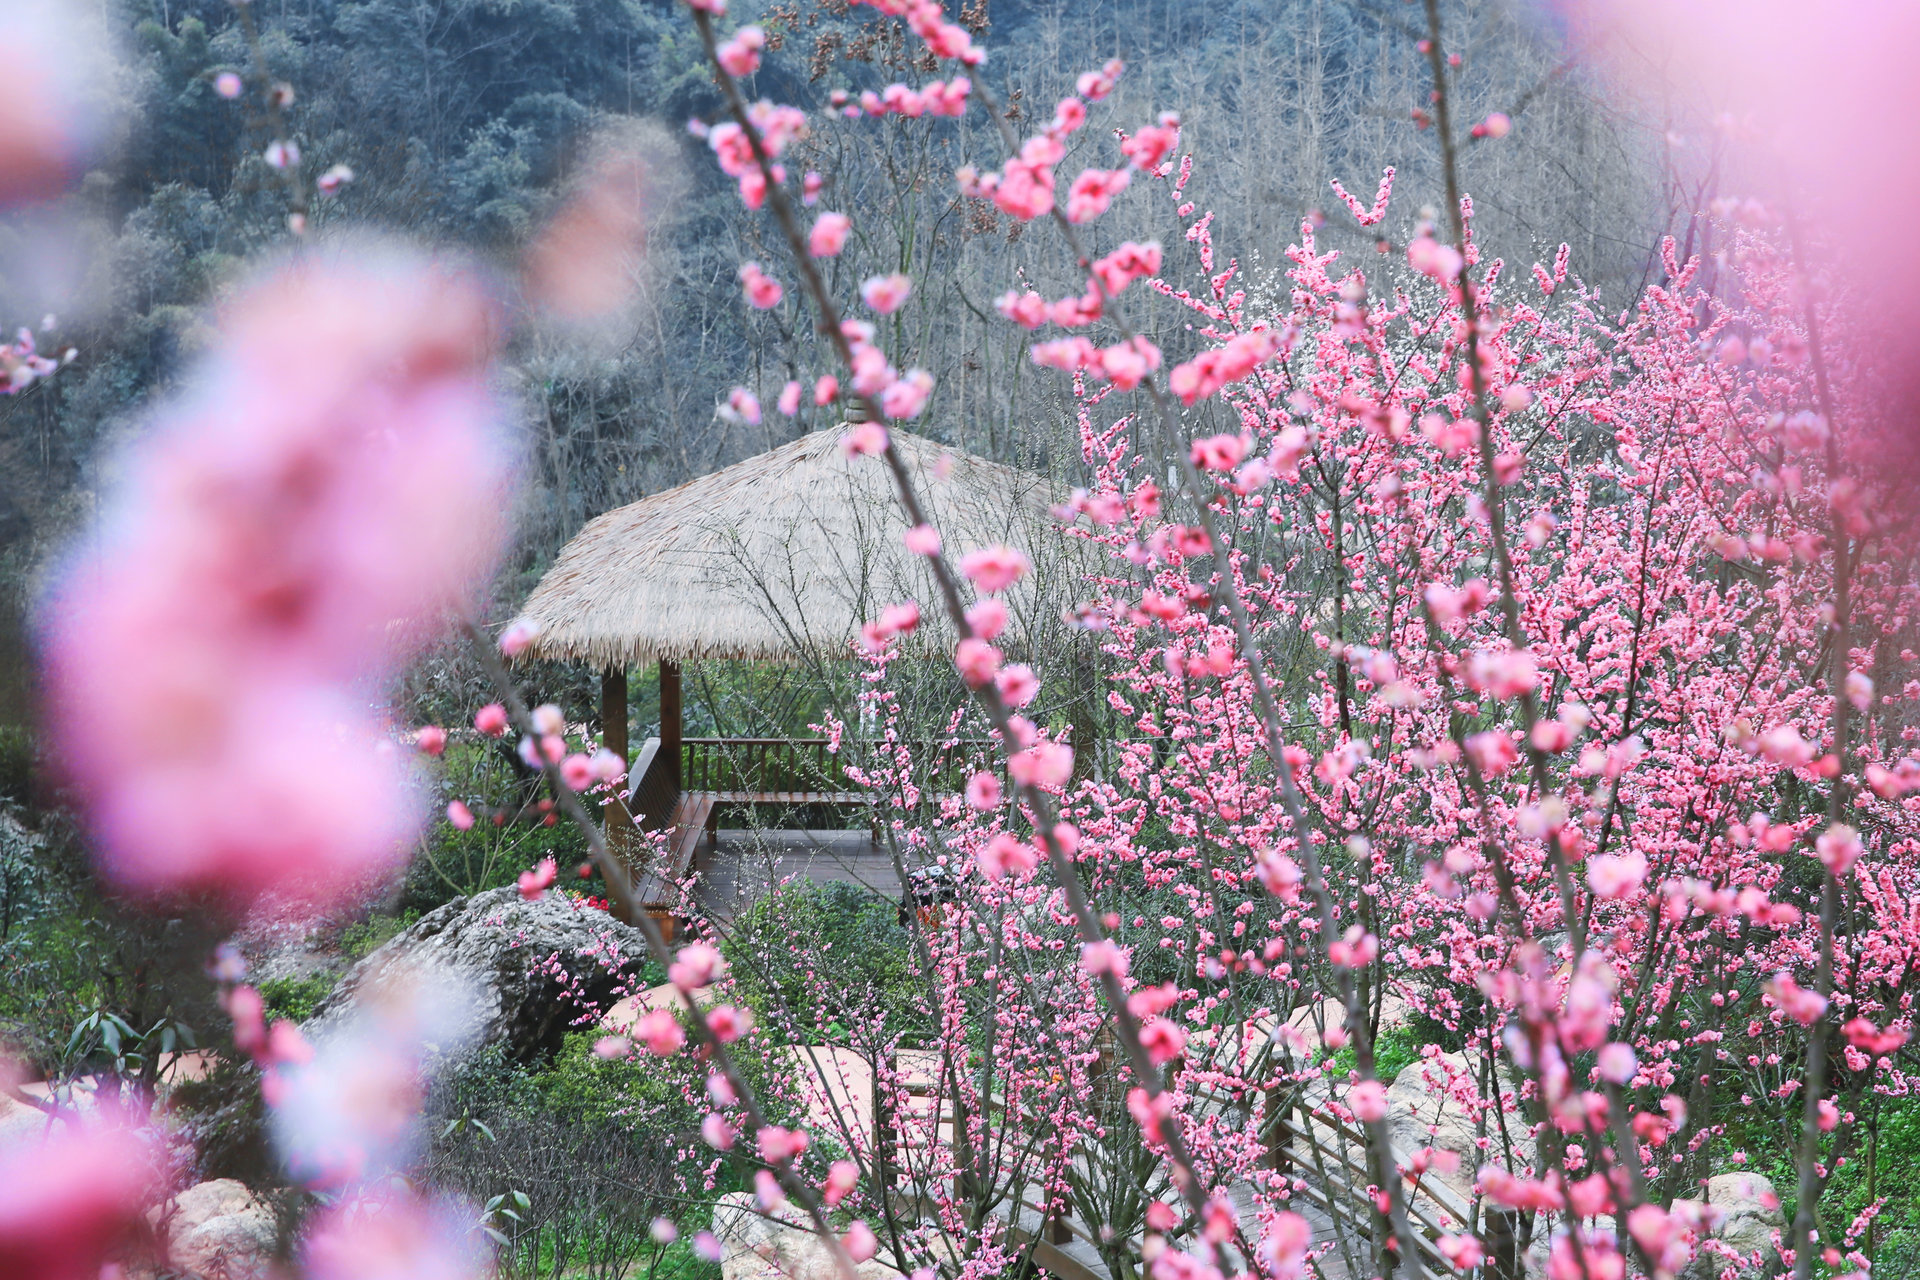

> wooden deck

[{"left": 688, "top": 827, "right": 903, "bottom": 921}]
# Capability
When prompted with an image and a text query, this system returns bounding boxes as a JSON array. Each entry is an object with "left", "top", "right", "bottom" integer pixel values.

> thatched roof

[{"left": 511, "top": 427, "right": 1058, "bottom": 668}]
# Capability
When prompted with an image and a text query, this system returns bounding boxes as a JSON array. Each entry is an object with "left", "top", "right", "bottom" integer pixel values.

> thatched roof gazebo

[{"left": 509, "top": 426, "right": 1057, "bottom": 921}]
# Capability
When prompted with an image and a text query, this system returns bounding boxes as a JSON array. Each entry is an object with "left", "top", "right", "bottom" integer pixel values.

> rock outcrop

[
  {"left": 153, "top": 1179, "right": 277, "bottom": 1280},
  {"left": 1678, "top": 1172, "right": 1785, "bottom": 1278},
  {"left": 306, "top": 887, "right": 651, "bottom": 1065}
]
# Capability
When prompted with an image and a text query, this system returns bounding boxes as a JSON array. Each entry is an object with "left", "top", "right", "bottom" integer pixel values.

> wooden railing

[
  {"left": 680, "top": 736, "right": 995, "bottom": 798},
  {"left": 624, "top": 736, "right": 999, "bottom": 830}
]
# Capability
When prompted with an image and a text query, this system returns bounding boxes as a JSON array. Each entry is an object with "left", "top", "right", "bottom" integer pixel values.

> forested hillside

[{"left": 0, "top": 0, "right": 1668, "bottom": 727}]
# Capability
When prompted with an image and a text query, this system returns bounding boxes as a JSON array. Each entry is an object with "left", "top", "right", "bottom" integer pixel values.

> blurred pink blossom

[
  {"left": 40, "top": 254, "right": 511, "bottom": 906},
  {"left": 301, "top": 1190, "right": 490, "bottom": 1280},
  {"left": 0, "top": 1125, "right": 157, "bottom": 1280}
]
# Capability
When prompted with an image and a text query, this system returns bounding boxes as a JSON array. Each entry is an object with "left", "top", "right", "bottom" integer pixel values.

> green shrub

[
  {"left": 339, "top": 910, "right": 419, "bottom": 962},
  {"left": 257, "top": 974, "right": 335, "bottom": 1024},
  {"left": 0, "top": 727, "right": 34, "bottom": 805},
  {"left": 399, "top": 741, "right": 592, "bottom": 915},
  {"left": 723, "top": 879, "right": 928, "bottom": 1044}
]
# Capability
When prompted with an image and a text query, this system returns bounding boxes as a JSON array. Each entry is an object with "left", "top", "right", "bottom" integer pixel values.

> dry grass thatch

[{"left": 511, "top": 427, "right": 1060, "bottom": 668}]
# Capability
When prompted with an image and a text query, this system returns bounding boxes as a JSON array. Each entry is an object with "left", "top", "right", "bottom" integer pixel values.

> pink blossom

[
  {"left": 758, "top": 1124, "right": 810, "bottom": 1163},
  {"left": 738, "top": 261, "right": 783, "bottom": 309},
  {"left": 1328, "top": 925, "right": 1378, "bottom": 968},
  {"left": 561, "top": 753, "right": 596, "bottom": 791},
  {"left": 840, "top": 421, "right": 889, "bottom": 457},
  {"left": 904, "top": 523, "right": 942, "bottom": 556},
  {"left": 1438, "top": 1235, "right": 1486, "bottom": 1271},
  {"left": 1479, "top": 1168, "right": 1565, "bottom": 1212},
  {"left": 989, "top": 156, "right": 1055, "bottom": 220},
  {"left": 414, "top": 725, "right": 448, "bottom": 756},
  {"left": 1008, "top": 741, "right": 1073, "bottom": 789},
  {"left": 955, "top": 637, "right": 1003, "bottom": 687},
  {"left": 844, "top": 1221, "right": 879, "bottom": 1263},
  {"left": 861, "top": 273, "right": 913, "bottom": 315},
  {"left": 1842, "top": 1018, "right": 1908, "bottom": 1055},
  {"left": 446, "top": 800, "right": 475, "bottom": 830},
  {"left": 977, "top": 832, "right": 1038, "bottom": 881},
  {"left": 500, "top": 617, "right": 543, "bottom": 656},
  {"left": 301, "top": 1191, "right": 489, "bottom": 1280},
  {"left": 1256, "top": 851, "right": 1303, "bottom": 900},
  {"left": 701, "top": 1112, "right": 735, "bottom": 1149},
  {"left": 825, "top": 1160, "right": 859, "bottom": 1206},
  {"left": 1248, "top": 1215, "right": 1308, "bottom": 1280},
  {"left": 670, "top": 942, "right": 728, "bottom": 989},
  {"left": 881, "top": 368, "right": 935, "bottom": 419},
  {"left": 519, "top": 856, "right": 559, "bottom": 901},
  {"left": 1136, "top": 1016, "right": 1187, "bottom": 1065},
  {"left": 960, "top": 545, "right": 1032, "bottom": 593},
  {"left": 1166, "top": 329, "right": 1285, "bottom": 404},
  {"left": 589, "top": 749, "right": 626, "bottom": 782},
  {"left": 1815, "top": 823, "right": 1863, "bottom": 876},
  {"left": 1094, "top": 337, "right": 1161, "bottom": 390},
  {"left": 1051, "top": 96, "right": 1088, "bottom": 135},
  {"left": 1548, "top": 1233, "right": 1623, "bottom": 1280},
  {"left": 1032, "top": 336, "right": 1098, "bottom": 371},
  {"left": 1080, "top": 938, "right": 1129, "bottom": 978},
  {"left": 1349, "top": 1079, "right": 1388, "bottom": 1122},
  {"left": 1596, "top": 1042, "right": 1638, "bottom": 1085},
  {"left": 706, "top": 1004, "right": 753, "bottom": 1042},
  {"left": 850, "top": 345, "right": 895, "bottom": 397},
  {"left": 1407, "top": 235, "right": 1464, "bottom": 281},
  {"left": 996, "top": 290, "right": 1049, "bottom": 329},
  {"left": 1075, "top": 59, "right": 1124, "bottom": 102},
  {"left": 593, "top": 1035, "right": 632, "bottom": 1059},
  {"left": 41, "top": 255, "right": 511, "bottom": 906},
  {"left": 1091, "top": 241, "right": 1163, "bottom": 296},
  {"left": 924, "top": 77, "right": 970, "bottom": 116},
  {"left": 725, "top": 386, "right": 763, "bottom": 426},
  {"left": 996, "top": 664, "right": 1039, "bottom": 707},
  {"left": 0, "top": 1125, "right": 157, "bottom": 1280},
  {"left": 716, "top": 25, "right": 765, "bottom": 77},
  {"left": 1586, "top": 851, "right": 1647, "bottom": 899},
  {"left": 1190, "top": 433, "right": 1248, "bottom": 472},
  {"left": 1121, "top": 114, "right": 1180, "bottom": 170},
  {"left": 965, "top": 771, "right": 1003, "bottom": 810},
  {"left": 214, "top": 71, "right": 245, "bottom": 100},
  {"left": 1766, "top": 972, "right": 1829, "bottom": 1026},
  {"left": 1064, "top": 167, "right": 1131, "bottom": 222},
  {"left": 810, "top": 211, "right": 851, "bottom": 257},
  {"left": 966, "top": 598, "right": 1008, "bottom": 639},
  {"left": 475, "top": 703, "right": 510, "bottom": 737},
  {"left": 1465, "top": 730, "right": 1519, "bottom": 777},
  {"left": 637, "top": 1008, "right": 686, "bottom": 1057}
]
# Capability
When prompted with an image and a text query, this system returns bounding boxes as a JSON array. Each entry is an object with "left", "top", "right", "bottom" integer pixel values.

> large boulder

[
  {"left": 1386, "top": 1051, "right": 1535, "bottom": 1211},
  {"left": 1677, "top": 1172, "right": 1785, "bottom": 1278},
  {"left": 712, "top": 1192, "right": 903, "bottom": 1280},
  {"left": 152, "top": 1179, "right": 277, "bottom": 1280},
  {"left": 306, "top": 887, "right": 652, "bottom": 1065}
]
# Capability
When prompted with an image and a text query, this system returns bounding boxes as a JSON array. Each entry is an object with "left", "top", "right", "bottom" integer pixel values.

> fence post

[
  {"left": 1485, "top": 1209, "right": 1523, "bottom": 1280},
  {"left": 1263, "top": 1087, "right": 1293, "bottom": 1177}
]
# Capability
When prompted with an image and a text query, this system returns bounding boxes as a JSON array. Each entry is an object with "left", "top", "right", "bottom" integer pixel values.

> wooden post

[
  {"left": 660, "top": 659, "right": 683, "bottom": 794},
  {"left": 1485, "top": 1209, "right": 1523, "bottom": 1280},
  {"left": 601, "top": 666, "right": 630, "bottom": 846}
]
